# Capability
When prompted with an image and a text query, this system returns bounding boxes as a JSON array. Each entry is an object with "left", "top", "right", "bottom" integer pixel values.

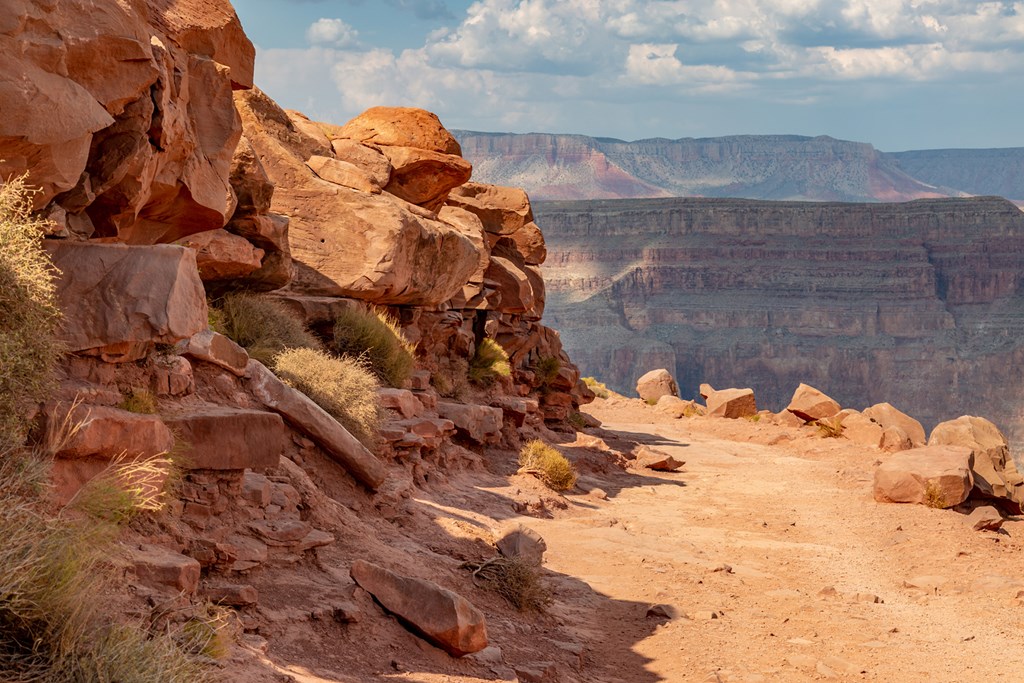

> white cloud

[{"left": 306, "top": 18, "right": 359, "bottom": 48}]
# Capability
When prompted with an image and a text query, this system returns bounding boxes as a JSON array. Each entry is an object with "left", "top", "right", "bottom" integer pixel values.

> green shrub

[
  {"left": 273, "top": 347, "right": 381, "bottom": 447},
  {"left": 567, "top": 411, "right": 587, "bottom": 430},
  {"left": 582, "top": 376, "right": 609, "bottom": 399},
  {"left": 119, "top": 387, "right": 157, "bottom": 415},
  {"left": 532, "top": 355, "right": 561, "bottom": 388},
  {"left": 0, "top": 175, "right": 62, "bottom": 445},
  {"left": 0, "top": 445, "right": 211, "bottom": 682},
  {"left": 461, "top": 557, "right": 550, "bottom": 612},
  {"left": 332, "top": 307, "right": 416, "bottom": 388},
  {"left": 469, "top": 338, "right": 511, "bottom": 387},
  {"left": 214, "top": 293, "right": 320, "bottom": 365},
  {"left": 518, "top": 440, "right": 577, "bottom": 491}
]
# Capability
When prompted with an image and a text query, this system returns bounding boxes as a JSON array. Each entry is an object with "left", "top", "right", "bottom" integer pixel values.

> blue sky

[{"left": 232, "top": 0, "right": 1024, "bottom": 151}]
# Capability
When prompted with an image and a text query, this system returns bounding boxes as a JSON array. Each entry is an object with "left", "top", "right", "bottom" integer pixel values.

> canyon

[
  {"left": 538, "top": 196, "right": 1024, "bottom": 445},
  {"left": 456, "top": 132, "right": 1024, "bottom": 205}
]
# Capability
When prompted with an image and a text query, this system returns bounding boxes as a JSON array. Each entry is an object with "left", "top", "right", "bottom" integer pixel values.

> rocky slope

[
  {"left": 890, "top": 148, "right": 1024, "bottom": 205},
  {"left": 537, "top": 196, "right": 1024, "bottom": 446}
]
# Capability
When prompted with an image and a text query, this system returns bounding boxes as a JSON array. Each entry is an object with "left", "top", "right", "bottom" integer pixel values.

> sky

[{"left": 232, "top": 0, "right": 1024, "bottom": 151}]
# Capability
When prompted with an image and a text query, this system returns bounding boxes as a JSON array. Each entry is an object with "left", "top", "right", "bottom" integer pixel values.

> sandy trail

[{"left": 526, "top": 406, "right": 1024, "bottom": 682}]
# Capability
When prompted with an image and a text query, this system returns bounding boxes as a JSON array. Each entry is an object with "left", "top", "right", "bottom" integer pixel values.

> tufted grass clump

[
  {"left": 0, "top": 174, "right": 62, "bottom": 445},
  {"left": 272, "top": 347, "right": 381, "bottom": 448},
  {"left": 213, "top": 293, "right": 321, "bottom": 366},
  {"left": 333, "top": 307, "right": 416, "bottom": 388},
  {"left": 469, "top": 338, "right": 511, "bottom": 387},
  {"left": 461, "top": 556, "right": 551, "bottom": 613},
  {"left": 0, "top": 442, "right": 211, "bottom": 682},
  {"left": 518, "top": 440, "right": 577, "bottom": 491},
  {"left": 815, "top": 418, "right": 844, "bottom": 439},
  {"left": 582, "top": 376, "right": 609, "bottom": 399},
  {"left": 532, "top": 355, "right": 561, "bottom": 389},
  {"left": 119, "top": 387, "right": 158, "bottom": 415}
]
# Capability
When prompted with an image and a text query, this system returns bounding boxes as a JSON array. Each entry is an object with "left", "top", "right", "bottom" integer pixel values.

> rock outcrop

[
  {"left": 873, "top": 446, "right": 975, "bottom": 508},
  {"left": 539, "top": 196, "right": 1024, "bottom": 445},
  {"left": 928, "top": 415, "right": 1024, "bottom": 510}
]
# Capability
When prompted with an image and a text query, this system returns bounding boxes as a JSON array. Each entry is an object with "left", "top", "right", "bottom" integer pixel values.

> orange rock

[
  {"left": 178, "top": 228, "right": 265, "bottom": 280},
  {"left": 381, "top": 146, "right": 472, "bottom": 211},
  {"left": 447, "top": 182, "right": 534, "bottom": 236},
  {"left": 331, "top": 138, "right": 393, "bottom": 187},
  {"left": 636, "top": 369, "right": 679, "bottom": 402},
  {"left": 863, "top": 402, "right": 926, "bottom": 446},
  {"left": 306, "top": 155, "right": 381, "bottom": 194},
  {"left": 872, "top": 445, "right": 974, "bottom": 508},
  {"left": 706, "top": 387, "right": 757, "bottom": 419},
  {"left": 337, "top": 107, "right": 462, "bottom": 155},
  {"left": 786, "top": 383, "right": 841, "bottom": 423},
  {"left": 929, "top": 415, "right": 1024, "bottom": 509},
  {"left": 48, "top": 404, "right": 175, "bottom": 461}
]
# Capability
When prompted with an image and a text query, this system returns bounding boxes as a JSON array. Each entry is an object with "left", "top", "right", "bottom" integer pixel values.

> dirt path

[{"left": 525, "top": 404, "right": 1024, "bottom": 682}]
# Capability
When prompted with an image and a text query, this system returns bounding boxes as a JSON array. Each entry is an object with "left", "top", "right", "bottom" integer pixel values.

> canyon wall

[
  {"left": 891, "top": 148, "right": 1024, "bottom": 205},
  {"left": 537, "top": 196, "right": 1024, "bottom": 444}
]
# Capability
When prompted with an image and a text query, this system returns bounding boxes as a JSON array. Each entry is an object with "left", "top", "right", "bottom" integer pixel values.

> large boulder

[
  {"left": 786, "top": 383, "right": 841, "bottom": 423},
  {"left": 335, "top": 107, "right": 463, "bottom": 155},
  {"left": 704, "top": 386, "right": 757, "bottom": 419},
  {"left": 235, "top": 90, "right": 480, "bottom": 306},
  {"left": 380, "top": 146, "right": 472, "bottom": 212},
  {"left": 0, "top": 0, "right": 253, "bottom": 242},
  {"left": 45, "top": 242, "right": 207, "bottom": 362},
  {"left": 929, "top": 416, "right": 1024, "bottom": 510},
  {"left": 873, "top": 445, "right": 974, "bottom": 508},
  {"left": 162, "top": 407, "right": 283, "bottom": 471},
  {"left": 350, "top": 560, "right": 487, "bottom": 657},
  {"left": 636, "top": 369, "right": 679, "bottom": 403},
  {"left": 863, "top": 403, "right": 926, "bottom": 447},
  {"left": 176, "top": 229, "right": 264, "bottom": 281},
  {"left": 446, "top": 182, "right": 547, "bottom": 265}
]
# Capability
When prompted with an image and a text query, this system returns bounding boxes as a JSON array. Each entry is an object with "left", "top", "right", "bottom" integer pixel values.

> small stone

[
  {"left": 201, "top": 583, "right": 258, "bottom": 606},
  {"left": 132, "top": 545, "right": 201, "bottom": 595},
  {"left": 711, "top": 563, "right": 734, "bottom": 573},
  {"left": 966, "top": 505, "right": 1004, "bottom": 531},
  {"left": 589, "top": 488, "right": 609, "bottom": 500},
  {"left": 693, "top": 610, "right": 719, "bottom": 620},
  {"left": 851, "top": 592, "right": 883, "bottom": 604},
  {"left": 646, "top": 604, "right": 678, "bottom": 619},
  {"left": 496, "top": 523, "right": 547, "bottom": 567}
]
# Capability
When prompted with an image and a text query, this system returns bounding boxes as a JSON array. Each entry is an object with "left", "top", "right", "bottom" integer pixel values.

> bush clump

[
  {"left": 213, "top": 293, "right": 320, "bottom": 365},
  {"left": 518, "top": 440, "right": 578, "bottom": 491},
  {"left": 468, "top": 338, "right": 511, "bottom": 387},
  {"left": 332, "top": 307, "right": 416, "bottom": 388},
  {"left": 432, "top": 357, "right": 470, "bottom": 401},
  {"left": 0, "top": 175, "right": 62, "bottom": 444},
  {"left": 815, "top": 418, "right": 844, "bottom": 439},
  {"left": 272, "top": 347, "right": 381, "bottom": 447},
  {"left": 0, "top": 445, "right": 212, "bottom": 682},
  {"left": 532, "top": 355, "right": 561, "bottom": 389},
  {"left": 582, "top": 376, "right": 609, "bottom": 399},
  {"left": 461, "top": 556, "right": 551, "bottom": 612},
  {"left": 119, "top": 387, "right": 158, "bottom": 415}
]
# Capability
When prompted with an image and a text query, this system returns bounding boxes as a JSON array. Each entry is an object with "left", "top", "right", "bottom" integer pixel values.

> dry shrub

[
  {"left": 462, "top": 557, "right": 551, "bottom": 612},
  {"left": 0, "top": 174, "right": 62, "bottom": 445},
  {"left": 582, "top": 376, "right": 609, "bottom": 399},
  {"left": 214, "top": 293, "right": 320, "bottom": 365},
  {"left": 533, "top": 355, "right": 561, "bottom": 388},
  {"left": 119, "top": 387, "right": 158, "bottom": 415},
  {"left": 432, "top": 357, "right": 470, "bottom": 401},
  {"left": 273, "top": 347, "right": 381, "bottom": 448},
  {"left": 518, "top": 440, "right": 578, "bottom": 491},
  {"left": 332, "top": 307, "right": 416, "bottom": 388},
  {"left": 0, "top": 445, "right": 210, "bottom": 682},
  {"left": 469, "top": 338, "right": 511, "bottom": 387},
  {"left": 924, "top": 481, "right": 948, "bottom": 509},
  {"left": 815, "top": 418, "right": 844, "bottom": 438}
]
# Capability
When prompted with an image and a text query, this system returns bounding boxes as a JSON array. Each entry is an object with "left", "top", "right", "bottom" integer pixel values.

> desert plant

[
  {"left": 0, "top": 444, "right": 211, "bottom": 682},
  {"left": 461, "top": 556, "right": 551, "bottom": 612},
  {"left": 469, "top": 338, "right": 511, "bottom": 387},
  {"left": 532, "top": 355, "right": 561, "bottom": 389},
  {"left": 119, "top": 387, "right": 158, "bottom": 414},
  {"left": 815, "top": 418, "right": 844, "bottom": 438},
  {"left": 923, "top": 481, "right": 947, "bottom": 509},
  {"left": 518, "top": 440, "right": 578, "bottom": 491},
  {"left": 744, "top": 413, "right": 762, "bottom": 423},
  {"left": 272, "top": 347, "right": 381, "bottom": 447},
  {"left": 213, "top": 292, "right": 320, "bottom": 365},
  {"left": 432, "top": 357, "right": 470, "bottom": 401},
  {"left": 582, "top": 376, "right": 609, "bottom": 399},
  {"left": 66, "top": 452, "right": 179, "bottom": 525},
  {"left": 332, "top": 307, "right": 416, "bottom": 388},
  {"left": 567, "top": 411, "right": 587, "bottom": 430},
  {"left": 0, "top": 174, "right": 62, "bottom": 444}
]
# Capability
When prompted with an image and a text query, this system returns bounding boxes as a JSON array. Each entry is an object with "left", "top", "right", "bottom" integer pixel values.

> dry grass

[
  {"left": 468, "top": 338, "right": 511, "bottom": 387},
  {"left": 461, "top": 557, "right": 551, "bottom": 612},
  {"left": 213, "top": 293, "right": 320, "bottom": 365},
  {"left": 0, "top": 443, "right": 211, "bottom": 682},
  {"left": 582, "top": 376, "right": 610, "bottom": 399},
  {"left": 332, "top": 307, "right": 416, "bottom": 388},
  {"left": 119, "top": 387, "right": 158, "bottom": 415},
  {"left": 532, "top": 355, "right": 561, "bottom": 388},
  {"left": 432, "top": 357, "right": 470, "bottom": 401},
  {"left": 924, "top": 481, "right": 948, "bottom": 509},
  {"left": 518, "top": 440, "right": 578, "bottom": 491},
  {"left": 0, "top": 174, "right": 62, "bottom": 445},
  {"left": 273, "top": 347, "right": 381, "bottom": 448},
  {"left": 815, "top": 418, "right": 845, "bottom": 438}
]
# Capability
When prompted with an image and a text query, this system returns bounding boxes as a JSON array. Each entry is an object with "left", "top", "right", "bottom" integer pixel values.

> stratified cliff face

[
  {"left": 538, "top": 196, "right": 1024, "bottom": 443},
  {"left": 891, "top": 148, "right": 1024, "bottom": 205},
  {"left": 456, "top": 132, "right": 950, "bottom": 203}
]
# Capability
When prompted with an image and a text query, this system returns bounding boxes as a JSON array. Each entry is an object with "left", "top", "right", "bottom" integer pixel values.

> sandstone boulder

[
  {"left": 863, "top": 403, "right": 926, "bottom": 447},
  {"left": 928, "top": 415, "right": 1024, "bottom": 509},
  {"left": 47, "top": 404, "right": 174, "bottom": 460},
  {"left": 306, "top": 155, "right": 381, "bottom": 194},
  {"left": 162, "top": 407, "right": 283, "bottom": 471},
  {"left": 177, "top": 229, "right": 265, "bottom": 281},
  {"left": 246, "top": 360, "right": 387, "bottom": 490},
  {"left": 873, "top": 445, "right": 974, "bottom": 508},
  {"left": 447, "top": 182, "right": 533, "bottom": 236},
  {"left": 655, "top": 395, "right": 702, "bottom": 418},
  {"left": 178, "top": 330, "right": 250, "bottom": 377},
  {"left": 46, "top": 242, "right": 207, "bottom": 362},
  {"left": 381, "top": 146, "right": 472, "bottom": 212},
  {"left": 379, "top": 389, "right": 424, "bottom": 419},
  {"left": 496, "top": 524, "right": 547, "bottom": 567},
  {"left": 636, "top": 369, "right": 679, "bottom": 403},
  {"left": 705, "top": 387, "right": 757, "bottom": 419},
  {"left": 350, "top": 560, "right": 487, "bottom": 657},
  {"left": 336, "top": 107, "right": 463, "bottom": 155},
  {"left": 966, "top": 505, "right": 1004, "bottom": 531},
  {"left": 881, "top": 425, "right": 913, "bottom": 452},
  {"left": 786, "top": 383, "right": 841, "bottom": 423},
  {"left": 330, "top": 138, "right": 392, "bottom": 187},
  {"left": 437, "top": 402, "right": 503, "bottom": 445},
  {"left": 132, "top": 544, "right": 201, "bottom": 596},
  {"left": 634, "top": 445, "right": 685, "bottom": 471},
  {"left": 235, "top": 90, "right": 480, "bottom": 306},
  {"left": 840, "top": 413, "right": 884, "bottom": 448}
]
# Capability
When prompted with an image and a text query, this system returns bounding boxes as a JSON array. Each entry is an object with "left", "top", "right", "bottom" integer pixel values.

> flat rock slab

[
  {"left": 178, "top": 330, "right": 249, "bottom": 376},
  {"left": 873, "top": 445, "right": 974, "bottom": 508},
  {"left": 164, "top": 406, "right": 283, "bottom": 471},
  {"left": 132, "top": 544, "right": 201, "bottom": 595},
  {"left": 437, "top": 401, "right": 503, "bottom": 444},
  {"left": 350, "top": 559, "right": 488, "bottom": 657},
  {"left": 49, "top": 404, "right": 174, "bottom": 460}
]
